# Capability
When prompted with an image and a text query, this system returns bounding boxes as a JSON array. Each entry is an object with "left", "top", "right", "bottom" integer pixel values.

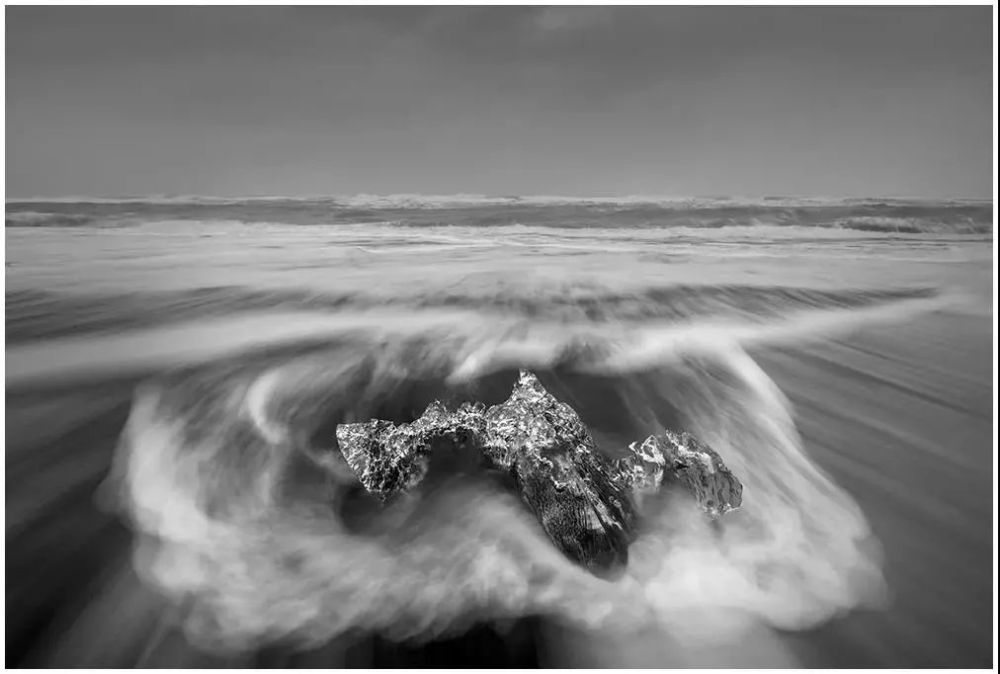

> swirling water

[{"left": 4, "top": 196, "right": 993, "bottom": 665}]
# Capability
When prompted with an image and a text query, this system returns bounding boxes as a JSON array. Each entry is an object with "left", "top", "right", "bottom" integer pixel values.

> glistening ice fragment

[{"left": 335, "top": 370, "right": 742, "bottom": 574}]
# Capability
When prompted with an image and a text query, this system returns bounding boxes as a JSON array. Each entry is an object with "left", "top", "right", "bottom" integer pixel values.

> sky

[{"left": 4, "top": 6, "right": 994, "bottom": 199}]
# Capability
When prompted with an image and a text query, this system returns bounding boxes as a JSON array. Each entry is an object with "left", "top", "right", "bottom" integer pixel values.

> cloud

[{"left": 530, "top": 7, "right": 615, "bottom": 35}]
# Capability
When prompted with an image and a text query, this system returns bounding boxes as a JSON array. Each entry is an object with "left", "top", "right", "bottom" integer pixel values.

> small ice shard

[
  {"left": 615, "top": 431, "right": 743, "bottom": 517},
  {"left": 334, "top": 370, "right": 742, "bottom": 575}
]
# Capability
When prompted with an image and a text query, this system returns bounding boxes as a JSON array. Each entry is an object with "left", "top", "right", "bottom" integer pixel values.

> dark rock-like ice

[{"left": 335, "top": 370, "right": 742, "bottom": 575}]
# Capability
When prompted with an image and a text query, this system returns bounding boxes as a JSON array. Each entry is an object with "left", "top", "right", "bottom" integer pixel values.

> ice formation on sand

[{"left": 336, "top": 370, "right": 742, "bottom": 575}]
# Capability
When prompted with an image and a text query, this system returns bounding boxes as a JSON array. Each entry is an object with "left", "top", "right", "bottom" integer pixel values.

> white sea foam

[
  {"left": 5, "top": 284, "right": 961, "bottom": 388},
  {"left": 104, "top": 323, "right": 890, "bottom": 653},
  {"left": 78, "top": 286, "right": 958, "bottom": 653}
]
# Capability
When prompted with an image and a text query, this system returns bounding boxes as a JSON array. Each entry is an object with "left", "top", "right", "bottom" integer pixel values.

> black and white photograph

[{"left": 2, "top": 4, "right": 996, "bottom": 669}]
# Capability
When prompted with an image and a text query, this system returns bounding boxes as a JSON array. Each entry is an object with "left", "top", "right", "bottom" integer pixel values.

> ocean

[{"left": 4, "top": 196, "right": 994, "bottom": 666}]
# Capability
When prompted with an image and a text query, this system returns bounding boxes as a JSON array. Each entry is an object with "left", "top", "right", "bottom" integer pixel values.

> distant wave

[
  {"left": 4, "top": 196, "right": 992, "bottom": 233},
  {"left": 5, "top": 210, "right": 97, "bottom": 227}
]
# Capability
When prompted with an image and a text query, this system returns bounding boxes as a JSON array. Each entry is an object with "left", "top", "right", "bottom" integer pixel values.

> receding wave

[
  {"left": 6, "top": 278, "right": 959, "bottom": 654},
  {"left": 4, "top": 283, "right": 942, "bottom": 345},
  {"left": 96, "top": 313, "right": 903, "bottom": 653}
]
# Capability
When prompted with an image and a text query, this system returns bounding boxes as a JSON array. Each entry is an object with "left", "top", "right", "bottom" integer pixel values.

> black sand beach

[{"left": 6, "top": 304, "right": 993, "bottom": 667}]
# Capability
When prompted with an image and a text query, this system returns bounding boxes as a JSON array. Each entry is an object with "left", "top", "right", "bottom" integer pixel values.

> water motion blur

[{"left": 5, "top": 195, "right": 993, "bottom": 667}]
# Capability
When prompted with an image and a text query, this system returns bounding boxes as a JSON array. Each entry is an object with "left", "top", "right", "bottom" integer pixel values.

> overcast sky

[{"left": 5, "top": 6, "right": 993, "bottom": 198}]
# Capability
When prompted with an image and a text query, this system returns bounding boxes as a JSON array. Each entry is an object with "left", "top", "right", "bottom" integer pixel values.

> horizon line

[{"left": 5, "top": 192, "right": 993, "bottom": 204}]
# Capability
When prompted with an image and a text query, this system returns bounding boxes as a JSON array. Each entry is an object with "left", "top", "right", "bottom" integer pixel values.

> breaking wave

[
  {"left": 4, "top": 210, "right": 97, "bottom": 228},
  {"left": 4, "top": 196, "right": 993, "bottom": 233}
]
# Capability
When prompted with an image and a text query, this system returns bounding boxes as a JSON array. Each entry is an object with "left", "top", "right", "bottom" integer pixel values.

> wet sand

[
  {"left": 762, "top": 308, "right": 994, "bottom": 668},
  {"left": 532, "top": 308, "right": 994, "bottom": 667},
  {"left": 5, "top": 308, "right": 994, "bottom": 667}
]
